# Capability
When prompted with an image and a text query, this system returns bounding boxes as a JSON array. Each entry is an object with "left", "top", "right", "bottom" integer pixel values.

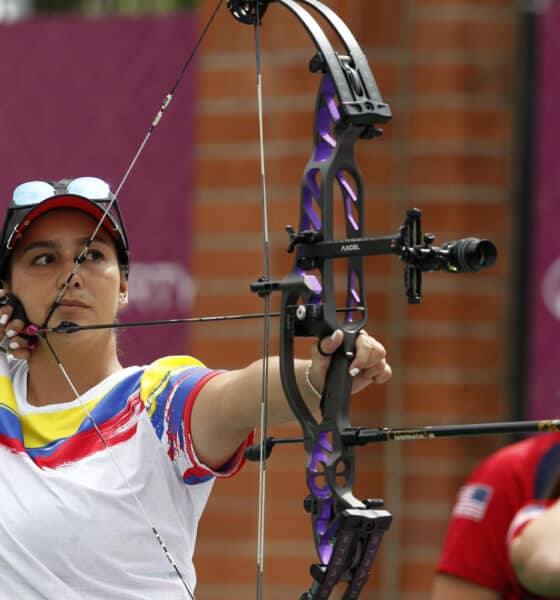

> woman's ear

[{"left": 118, "top": 275, "right": 128, "bottom": 310}]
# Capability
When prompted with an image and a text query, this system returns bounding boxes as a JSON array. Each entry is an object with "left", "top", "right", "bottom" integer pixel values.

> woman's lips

[{"left": 57, "top": 302, "right": 88, "bottom": 310}]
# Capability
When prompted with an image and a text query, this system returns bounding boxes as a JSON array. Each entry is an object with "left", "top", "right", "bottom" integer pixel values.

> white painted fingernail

[
  {"left": 8, "top": 342, "right": 19, "bottom": 350},
  {"left": 0, "top": 314, "right": 8, "bottom": 325},
  {"left": 331, "top": 331, "right": 339, "bottom": 340},
  {"left": 349, "top": 367, "right": 360, "bottom": 377},
  {"left": 6, "top": 329, "right": 16, "bottom": 338}
]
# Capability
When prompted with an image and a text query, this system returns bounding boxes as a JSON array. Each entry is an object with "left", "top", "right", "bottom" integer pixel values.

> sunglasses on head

[
  {"left": 6, "top": 176, "right": 129, "bottom": 249},
  {"left": 11, "top": 177, "right": 113, "bottom": 208}
]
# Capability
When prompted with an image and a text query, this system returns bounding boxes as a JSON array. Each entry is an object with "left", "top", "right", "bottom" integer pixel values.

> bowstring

[
  {"left": 35, "top": 1, "right": 227, "bottom": 597},
  {"left": 253, "top": 3, "right": 272, "bottom": 598}
]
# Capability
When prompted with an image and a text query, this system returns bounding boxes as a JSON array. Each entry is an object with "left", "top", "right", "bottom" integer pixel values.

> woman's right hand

[{"left": 0, "top": 289, "right": 38, "bottom": 360}]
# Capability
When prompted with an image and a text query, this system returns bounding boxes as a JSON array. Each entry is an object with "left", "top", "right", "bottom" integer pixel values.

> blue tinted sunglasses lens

[
  {"left": 66, "top": 177, "right": 111, "bottom": 199},
  {"left": 12, "top": 181, "right": 56, "bottom": 207}
]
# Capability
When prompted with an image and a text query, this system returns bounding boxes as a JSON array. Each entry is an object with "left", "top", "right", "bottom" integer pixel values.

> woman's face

[{"left": 6, "top": 208, "right": 128, "bottom": 328}]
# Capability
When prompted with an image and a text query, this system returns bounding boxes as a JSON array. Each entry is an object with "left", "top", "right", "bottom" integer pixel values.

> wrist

[{"left": 304, "top": 362, "right": 322, "bottom": 400}]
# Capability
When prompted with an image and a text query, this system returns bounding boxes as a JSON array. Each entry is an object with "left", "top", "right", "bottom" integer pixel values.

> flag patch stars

[{"left": 452, "top": 483, "right": 494, "bottom": 521}]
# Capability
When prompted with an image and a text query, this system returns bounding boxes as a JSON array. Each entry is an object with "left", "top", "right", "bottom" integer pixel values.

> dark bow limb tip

[{"left": 227, "top": 0, "right": 271, "bottom": 25}]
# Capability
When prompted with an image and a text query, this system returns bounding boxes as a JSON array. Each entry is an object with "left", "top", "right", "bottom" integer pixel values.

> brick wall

[{"left": 191, "top": 0, "right": 518, "bottom": 598}]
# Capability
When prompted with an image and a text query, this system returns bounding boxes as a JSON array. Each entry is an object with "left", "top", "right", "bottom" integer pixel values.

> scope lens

[{"left": 459, "top": 238, "right": 497, "bottom": 271}]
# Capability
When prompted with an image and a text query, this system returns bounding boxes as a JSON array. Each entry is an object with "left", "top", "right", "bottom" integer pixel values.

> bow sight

[
  {"left": 230, "top": 1, "right": 498, "bottom": 599},
  {"left": 283, "top": 207, "right": 497, "bottom": 305}
]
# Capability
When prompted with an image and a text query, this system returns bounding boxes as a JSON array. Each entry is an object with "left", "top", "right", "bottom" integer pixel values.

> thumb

[{"left": 314, "top": 329, "right": 344, "bottom": 360}]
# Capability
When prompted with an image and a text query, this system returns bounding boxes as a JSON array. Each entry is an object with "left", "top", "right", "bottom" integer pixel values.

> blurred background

[{"left": 0, "top": 0, "right": 555, "bottom": 598}]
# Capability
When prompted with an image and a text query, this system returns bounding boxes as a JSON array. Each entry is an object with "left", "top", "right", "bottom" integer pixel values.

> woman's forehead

[{"left": 20, "top": 208, "right": 112, "bottom": 242}]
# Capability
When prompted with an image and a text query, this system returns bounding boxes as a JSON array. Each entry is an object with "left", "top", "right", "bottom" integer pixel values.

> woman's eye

[
  {"left": 85, "top": 249, "right": 103, "bottom": 261},
  {"left": 33, "top": 254, "right": 53, "bottom": 266}
]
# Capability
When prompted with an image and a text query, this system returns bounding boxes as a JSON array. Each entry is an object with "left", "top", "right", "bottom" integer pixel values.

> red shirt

[{"left": 437, "top": 432, "right": 560, "bottom": 599}]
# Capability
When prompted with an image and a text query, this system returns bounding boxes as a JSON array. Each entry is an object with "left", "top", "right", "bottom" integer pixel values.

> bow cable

[
  {"left": 40, "top": 337, "right": 194, "bottom": 599},
  {"left": 32, "top": 2, "right": 228, "bottom": 598},
  {"left": 43, "top": 0, "right": 226, "bottom": 328}
]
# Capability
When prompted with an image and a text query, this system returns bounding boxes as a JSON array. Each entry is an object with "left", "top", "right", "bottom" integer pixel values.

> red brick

[
  {"left": 400, "top": 559, "right": 440, "bottom": 593},
  {"left": 408, "top": 153, "right": 509, "bottom": 187},
  {"left": 408, "top": 107, "right": 511, "bottom": 143},
  {"left": 417, "top": 201, "right": 512, "bottom": 237},
  {"left": 411, "top": 62, "right": 512, "bottom": 97},
  {"left": 404, "top": 336, "right": 504, "bottom": 369},
  {"left": 413, "top": 17, "right": 515, "bottom": 54},
  {"left": 404, "top": 289, "right": 505, "bottom": 322},
  {"left": 403, "top": 382, "right": 505, "bottom": 419}
]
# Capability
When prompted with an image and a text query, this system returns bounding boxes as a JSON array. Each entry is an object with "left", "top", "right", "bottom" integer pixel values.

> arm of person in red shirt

[
  {"left": 432, "top": 439, "right": 538, "bottom": 599},
  {"left": 509, "top": 499, "right": 560, "bottom": 597}
]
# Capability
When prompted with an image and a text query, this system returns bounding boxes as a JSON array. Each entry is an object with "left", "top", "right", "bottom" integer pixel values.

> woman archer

[{"left": 0, "top": 176, "right": 392, "bottom": 599}]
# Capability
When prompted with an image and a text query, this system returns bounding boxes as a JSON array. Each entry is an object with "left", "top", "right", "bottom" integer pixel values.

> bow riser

[{"left": 302, "top": 76, "right": 368, "bottom": 332}]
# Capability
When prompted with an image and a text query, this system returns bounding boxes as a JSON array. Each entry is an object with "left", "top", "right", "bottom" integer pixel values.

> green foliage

[{"left": 33, "top": 0, "right": 199, "bottom": 14}]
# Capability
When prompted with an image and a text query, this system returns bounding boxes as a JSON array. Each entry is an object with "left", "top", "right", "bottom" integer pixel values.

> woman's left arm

[{"left": 190, "top": 329, "right": 391, "bottom": 470}]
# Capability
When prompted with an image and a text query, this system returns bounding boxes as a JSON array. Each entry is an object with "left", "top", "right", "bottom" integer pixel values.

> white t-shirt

[{"left": 0, "top": 354, "right": 249, "bottom": 600}]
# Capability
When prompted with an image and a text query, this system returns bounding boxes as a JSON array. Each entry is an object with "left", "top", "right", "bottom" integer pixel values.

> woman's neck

[{"left": 26, "top": 333, "right": 123, "bottom": 407}]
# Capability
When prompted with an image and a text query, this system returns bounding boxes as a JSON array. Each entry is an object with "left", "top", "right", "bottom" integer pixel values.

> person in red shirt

[{"left": 433, "top": 433, "right": 560, "bottom": 599}]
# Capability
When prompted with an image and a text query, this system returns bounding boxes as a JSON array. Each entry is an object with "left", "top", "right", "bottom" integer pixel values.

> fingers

[
  {"left": 349, "top": 330, "right": 391, "bottom": 386},
  {"left": 302, "top": 329, "right": 391, "bottom": 405},
  {"left": 0, "top": 290, "right": 37, "bottom": 357},
  {"left": 350, "top": 331, "right": 385, "bottom": 374},
  {"left": 362, "top": 360, "right": 392, "bottom": 385},
  {"left": 311, "top": 328, "right": 391, "bottom": 387},
  {"left": 315, "top": 329, "right": 343, "bottom": 358},
  {"left": 1, "top": 319, "right": 33, "bottom": 357}
]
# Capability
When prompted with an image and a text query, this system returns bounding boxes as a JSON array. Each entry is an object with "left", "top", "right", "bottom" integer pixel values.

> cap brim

[{"left": 22, "top": 195, "right": 114, "bottom": 235}]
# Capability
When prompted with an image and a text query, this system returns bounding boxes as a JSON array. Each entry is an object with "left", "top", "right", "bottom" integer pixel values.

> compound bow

[
  {"left": 19, "top": 1, "right": 519, "bottom": 599},
  {"left": 227, "top": 1, "right": 497, "bottom": 598}
]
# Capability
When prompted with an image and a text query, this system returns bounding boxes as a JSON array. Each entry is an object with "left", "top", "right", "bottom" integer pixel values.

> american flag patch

[{"left": 452, "top": 483, "right": 493, "bottom": 521}]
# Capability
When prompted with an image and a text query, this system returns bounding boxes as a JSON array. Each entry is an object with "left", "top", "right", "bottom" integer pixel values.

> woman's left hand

[{"left": 308, "top": 329, "right": 392, "bottom": 396}]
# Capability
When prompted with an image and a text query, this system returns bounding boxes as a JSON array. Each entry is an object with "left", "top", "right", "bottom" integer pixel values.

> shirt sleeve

[
  {"left": 505, "top": 500, "right": 555, "bottom": 599},
  {"left": 140, "top": 356, "right": 254, "bottom": 485},
  {"left": 436, "top": 447, "right": 525, "bottom": 593}
]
